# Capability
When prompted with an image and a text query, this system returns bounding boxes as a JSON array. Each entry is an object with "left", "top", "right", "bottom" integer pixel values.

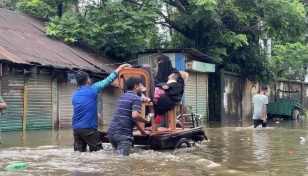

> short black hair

[
  {"left": 261, "top": 87, "right": 268, "bottom": 91},
  {"left": 75, "top": 71, "right": 89, "bottom": 86},
  {"left": 125, "top": 77, "right": 142, "bottom": 91}
]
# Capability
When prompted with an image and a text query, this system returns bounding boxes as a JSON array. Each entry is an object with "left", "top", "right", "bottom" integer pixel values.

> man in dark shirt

[
  {"left": 72, "top": 63, "right": 129, "bottom": 152},
  {"left": 107, "top": 77, "right": 151, "bottom": 156}
]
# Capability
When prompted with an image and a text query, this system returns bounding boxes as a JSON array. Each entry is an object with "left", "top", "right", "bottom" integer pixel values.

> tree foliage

[
  {"left": 46, "top": 1, "right": 159, "bottom": 59},
  {"left": 4, "top": 0, "right": 308, "bottom": 82},
  {"left": 0, "top": 0, "right": 19, "bottom": 10},
  {"left": 271, "top": 42, "right": 308, "bottom": 81},
  {"left": 17, "top": 0, "right": 58, "bottom": 19},
  {"left": 154, "top": 0, "right": 307, "bottom": 83}
]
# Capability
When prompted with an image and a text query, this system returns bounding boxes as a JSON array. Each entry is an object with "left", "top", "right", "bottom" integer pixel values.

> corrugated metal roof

[
  {"left": 138, "top": 48, "right": 221, "bottom": 64},
  {"left": 0, "top": 9, "right": 115, "bottom": 74}
]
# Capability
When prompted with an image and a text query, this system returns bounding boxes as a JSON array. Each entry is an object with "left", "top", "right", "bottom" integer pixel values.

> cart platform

[{"left": 99, "top": 127, "right": 207, "bottom": 150}]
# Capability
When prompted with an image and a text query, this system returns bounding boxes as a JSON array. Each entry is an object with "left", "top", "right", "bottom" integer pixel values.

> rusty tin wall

[{"left": 276, "top": 79, "right": 308, "bottom": 107}]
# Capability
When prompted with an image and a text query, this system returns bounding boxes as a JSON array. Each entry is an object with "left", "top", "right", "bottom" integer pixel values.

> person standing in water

[{"left": 252, "top": 87, "right": 268, "bottom": 128}]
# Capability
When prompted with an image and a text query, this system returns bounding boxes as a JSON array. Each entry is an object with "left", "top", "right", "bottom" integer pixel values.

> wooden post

[
  {"left": 0, "top": 63, "right": 2, "bottom": 77},
  {"left": 51, "top": 79, "right": 56, "bottom": 130},
  {"left": 301, "top": 83, "right": 303, "bottom": 106},
  {"left": 23, "top": 78, "right": 28, "bottom": 131},
  {"left": 140, "top": 103, "right": 146, "bottom": 129},
  {"left": 140, "top": 102, "right": 154, "bottom": 129},
  {"left": 288, "top": 81, "right": 291, "bottom": 99},
  {"left": 180, "top": 104, "right": 184, "bottom": 130},
  {"left": 220, "top": 70, "right": 224, "bottom": 122},
  {"left": 170, "top": 107, "right": 176, "bottom": 131}
]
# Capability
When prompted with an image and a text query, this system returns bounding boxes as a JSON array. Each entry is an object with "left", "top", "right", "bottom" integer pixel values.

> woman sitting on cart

[{"left": 153, "top": 55, "right": 185, "bottom": 130}]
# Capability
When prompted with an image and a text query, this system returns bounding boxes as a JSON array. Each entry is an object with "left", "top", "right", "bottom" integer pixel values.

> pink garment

[{"left": 153, "top": 87, "right": 165, "bottom": 104}]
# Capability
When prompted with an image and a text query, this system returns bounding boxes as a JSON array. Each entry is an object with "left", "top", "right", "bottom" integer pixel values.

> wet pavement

[{"left": 1, "top": 119, "right": 308, "bottom": 175}]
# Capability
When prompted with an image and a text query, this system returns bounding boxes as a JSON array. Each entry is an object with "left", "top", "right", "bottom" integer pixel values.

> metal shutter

[
  {"left": 101, "top": 86, "right": 122, "bottom": 124},
  {"left": 1, "top": 74, "right": 24, "bottom": 131},
  {"left": 196, "top": 73, "right": 208, "bottom": 117},
  {"left": 58, "top": 81, "right": 77, "bottom": 128},
  {"left": 186, "top": 71, "right": 197, "bottom": 114},
  {"left": 26, "top": 74, "right": 52, "bottom": 130}
]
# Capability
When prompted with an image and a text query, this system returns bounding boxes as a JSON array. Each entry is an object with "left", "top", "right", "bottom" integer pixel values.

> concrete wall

[
  {"left": 302, "top": 84, "right": 308, "bottom": 110},
  {"left": 241, "top": 79, "right": 258, "bottom": 121},
  {"left": 209, "top": 72, "right": 308, "bottom": 122},
  {"left": 221, "top": 71, "right": 242, "bottom": 122}
]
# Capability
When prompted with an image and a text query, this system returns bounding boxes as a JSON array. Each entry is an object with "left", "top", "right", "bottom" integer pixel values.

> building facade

[
  {"left": 0, "top": 9, "right": 116, "bottom": 131},
  {"left": 136, "top": 49, "right": 219, "bottom": 119}
]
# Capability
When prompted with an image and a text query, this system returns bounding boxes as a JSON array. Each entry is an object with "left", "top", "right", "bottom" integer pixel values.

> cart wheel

[
  {"left": 174, "top": 138, "right": 191, "bottom": 149},
  {"left": 190, "top": 140, "right": 196, "bottom": 147},
  {"left": 292, "top": 109, "right": 299, "bottom": 120}
]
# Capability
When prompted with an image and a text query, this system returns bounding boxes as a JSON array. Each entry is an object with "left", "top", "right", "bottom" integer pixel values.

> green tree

[
  {"left": 46, "top": 1, "right": 159, "bottom": 59},
  {"left": 14, "top": 0, "right": 308, "bottom": 83},
  {"left": 0, "top": 0, "right": 19, "bottom": 10},
  {"left": 16, "top": 0, "right": 79, "bottom": 19},
  {"left": 145, "top": 0, "right": 307, "bottom": 83},
  {"left": 271, "top": 42, "right": 308, "bottom": 81},
  {"left": 17, "top": 0, "right": 58, "bottom": 19}
]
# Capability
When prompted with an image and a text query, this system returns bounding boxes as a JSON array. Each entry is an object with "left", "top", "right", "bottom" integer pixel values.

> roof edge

[{"left": 137, "top": 48, "right": 221, "bottom": 64}]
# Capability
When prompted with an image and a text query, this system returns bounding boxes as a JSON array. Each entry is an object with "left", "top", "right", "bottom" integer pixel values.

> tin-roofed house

[
  {"left": 137, "top": 49, "right": 220, "bottom": 120},
  {"left": 0, "top": 9, "right": 118, "bottom": 131}
]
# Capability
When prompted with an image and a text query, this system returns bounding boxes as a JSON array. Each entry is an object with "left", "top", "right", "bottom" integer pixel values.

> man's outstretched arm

[{"left": 92, "top": 64, "right": 130, "bottom": 93}]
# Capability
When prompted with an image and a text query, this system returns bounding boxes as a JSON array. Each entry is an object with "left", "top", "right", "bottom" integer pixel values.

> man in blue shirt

[
  {"left": 72, "top": 63, "right": 129, "bottom": 152},
  {"left": 107, "top": 77, "right": 151, "bottom": 156}
]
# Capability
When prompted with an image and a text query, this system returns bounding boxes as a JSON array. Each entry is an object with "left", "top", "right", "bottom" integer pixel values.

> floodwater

[{"left": 1, "top": 119, "right": 308, "bottom": 176}]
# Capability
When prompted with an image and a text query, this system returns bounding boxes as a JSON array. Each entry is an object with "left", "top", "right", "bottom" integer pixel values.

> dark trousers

[
  {"left": 73, "top": 128, "right": 103, "bottom": 152},
  {"left": 254, "top": 119, "right": 267, "bottom": 128}
]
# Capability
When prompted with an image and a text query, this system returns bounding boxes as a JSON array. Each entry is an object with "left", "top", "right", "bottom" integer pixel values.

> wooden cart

[
  {"left": 100, "top": 127, "right": 207, "bottom": 150},
  {"left": 101, "top": 66, "right": 208, "bottom": 150}
]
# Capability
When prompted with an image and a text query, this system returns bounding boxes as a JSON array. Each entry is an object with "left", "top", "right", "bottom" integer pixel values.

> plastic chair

[
  {"left": 117, "top": 68, "right": 150, "bottom": 96},
  {"left": 117, "top": 68, "right": 154, "bottom": 129}
]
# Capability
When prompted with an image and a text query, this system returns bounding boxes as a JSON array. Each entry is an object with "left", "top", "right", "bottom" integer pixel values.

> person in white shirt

[{"left": 252, "top": 87, "right": 268, "bottom": 128}]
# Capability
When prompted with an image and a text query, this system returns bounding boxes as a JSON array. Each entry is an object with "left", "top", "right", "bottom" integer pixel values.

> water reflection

[
  {"left": 1, "top": 119, "right": 308, "bottom": 175},
  {"left": 252, "top": 129, "right": 270, "bottom": 165},
  {"left": 0, "top": 130, "right": 72, "bottom": 148}
]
